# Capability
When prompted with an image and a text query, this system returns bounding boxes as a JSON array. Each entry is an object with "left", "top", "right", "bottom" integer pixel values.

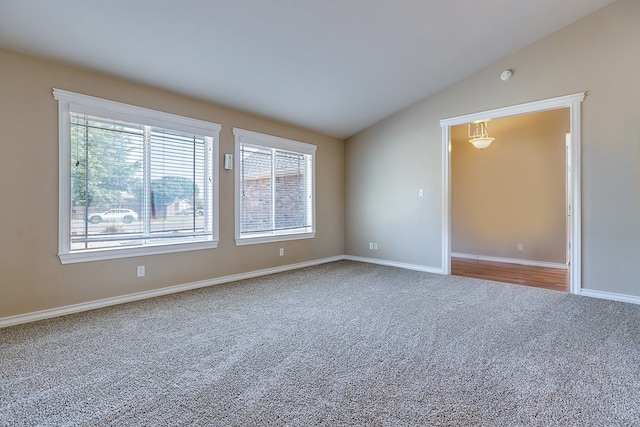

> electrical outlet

[
  {"left": 279, "top": 248, "right": 284, "bottom": 256},
  {"left": 517, "top": 243, "right": 524, "bottom": 251},
  {"left": 419, "top": 189, "right": 424, "bottom": 197},
  {"left": 136, "top": 265, "right": 145, "bottom": 277},
  {"left": 373, "top": 243, "right": 378, "bottom": 250},
  {"left": 369, "top": 242, "right": 374, "bottom": 250}
]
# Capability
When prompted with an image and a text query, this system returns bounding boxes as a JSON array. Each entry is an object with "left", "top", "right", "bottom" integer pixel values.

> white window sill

[
  {"left": 235, "top": 232, "right": 315, "bottom": 246},
  {"left": 59, "top": 240, "right": 219, "bottom": 264}
]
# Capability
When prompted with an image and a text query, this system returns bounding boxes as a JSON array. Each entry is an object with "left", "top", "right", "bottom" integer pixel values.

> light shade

[
  {"left": 469, "top": 136, "right": 494, "bottom": 149},
  {"left": 468, "top": 121, "right": 494, "bottom": 149}
]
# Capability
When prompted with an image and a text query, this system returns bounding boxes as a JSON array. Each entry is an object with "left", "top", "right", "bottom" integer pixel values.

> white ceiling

[{"left": 0, "top": 0, "right": 615, "bottom": 139}]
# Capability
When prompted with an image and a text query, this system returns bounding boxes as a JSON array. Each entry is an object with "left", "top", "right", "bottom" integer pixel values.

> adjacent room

[
  {"left": 450, "top": 109, "right": 571, "bottom": 292},
  {"left": 1, "top": 0, "right": 639, "bottom": 425}
]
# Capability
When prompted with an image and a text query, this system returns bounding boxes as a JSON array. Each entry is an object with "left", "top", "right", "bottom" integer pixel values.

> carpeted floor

[{"left": 1, "top": 260, "right": 640, "bottom": 426}]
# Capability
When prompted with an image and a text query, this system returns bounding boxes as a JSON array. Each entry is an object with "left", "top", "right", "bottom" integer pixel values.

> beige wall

[
  {"left": 346, "top": 0, "right": 640, "bottom": 295},
  {"left": 0, "top": 49, "right": 345, "bottom": 319},
  {"left": 451, "top": 110, "right": 569, "bottom": 264}
]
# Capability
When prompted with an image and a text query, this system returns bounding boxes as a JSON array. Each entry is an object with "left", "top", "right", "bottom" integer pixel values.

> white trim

[
  {"left": 580, "top": 289, "right": 640, "bottom": 306},
  {"left": 232, "top": 127, "right": 316, "bottom": 155},
  {"left": 439, "top": 93, "right": 586, "bottom": 126},
  {"left": 568, "top": 100, "right": 582, "bottom": 295},
  {"left": 59, "top": 240, "right": 220, "bottom": 264},
  {"left": 0, "top": 256, "right": 345, "bottom": 329},
  {"left": 441, "top": 124, "right": 451, "bottom": 275},
  {"left": 440, "top": 92, "right": 585, "bottom": 294},
  {"left": 53, "top": 89, "right": 222, "bottom": 135},
  {"left": 5, "top": 254, "right": 640, "bottom": 328},
  {"left": 344, "top": 255, "right": 443, "bottom": 274},
  {"left": 234, "top": 232, "right": 316, "bottom": 246},
  {"left": 58, "top": 94, "right": 72, "bottom": 257},
  {"left": 451, "top": 253, "right": 567, "bottom": 270}
]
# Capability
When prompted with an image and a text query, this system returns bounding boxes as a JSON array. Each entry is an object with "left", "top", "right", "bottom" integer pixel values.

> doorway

[
  {"left": 440, "top": 93, "right": 585, "bottom": 294},
  {"left": 450, "top": 110, "right": 569, "bottom": 290}
]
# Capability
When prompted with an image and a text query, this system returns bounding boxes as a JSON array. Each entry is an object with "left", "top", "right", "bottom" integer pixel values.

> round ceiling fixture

[{"left": 500, "top": 70, "right": 513, "bottom": 81}]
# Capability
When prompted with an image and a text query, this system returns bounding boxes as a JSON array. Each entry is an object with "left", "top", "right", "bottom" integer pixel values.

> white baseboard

[
  {"left": 344, "top": 255, "right": 443, "bottom": 274},
  {"left": 0, "top": 256, "right": 345, "bottom": 329},
  {"left": 4, "top": 254, "right": 639, "bottom": 328},
  {"left": 451, "top": 252, "right": 567, "bottom": 270},
  {"left": 580, "top": 289, "right": 640, "bottom": 305}
]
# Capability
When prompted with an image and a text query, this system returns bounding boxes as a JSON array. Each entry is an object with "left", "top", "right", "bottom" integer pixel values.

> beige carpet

[{"left": 1, "top": 261, "right": 640, "bottom": 426}]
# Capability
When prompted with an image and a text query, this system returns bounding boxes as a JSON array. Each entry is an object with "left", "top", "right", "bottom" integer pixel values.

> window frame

[
  {"left": 233, "top": 127, "right": 316, "bottom": 246},
  {"left": 54, "top": 89, "right": 221, "bottom": 264}
]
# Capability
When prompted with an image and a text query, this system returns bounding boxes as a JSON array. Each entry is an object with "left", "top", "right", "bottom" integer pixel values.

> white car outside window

[{"left": 88, "top": 209, "right": 139, "bottom": 224}]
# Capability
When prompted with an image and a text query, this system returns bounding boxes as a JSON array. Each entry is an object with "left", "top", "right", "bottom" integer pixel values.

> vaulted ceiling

[{"left": 0, "top": 0, "right": 615, "bottom": 138}]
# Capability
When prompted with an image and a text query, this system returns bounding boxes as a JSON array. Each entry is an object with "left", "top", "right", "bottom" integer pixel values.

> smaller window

[{"left": 233, "top": 128, "right": 316, "bottom": 245}]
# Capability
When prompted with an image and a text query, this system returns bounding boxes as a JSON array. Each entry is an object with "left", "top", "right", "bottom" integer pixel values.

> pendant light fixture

[{"left": 468, "top": 120, "right": 495, "bottom": 150}]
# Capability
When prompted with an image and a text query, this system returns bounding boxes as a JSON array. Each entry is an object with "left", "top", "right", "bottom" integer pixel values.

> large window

[
  {"left": 55, "top": 89, "right": 221, "bottom": 263},
  {"left": 233, "top": 128, "right": 316, "bottom": 245}
]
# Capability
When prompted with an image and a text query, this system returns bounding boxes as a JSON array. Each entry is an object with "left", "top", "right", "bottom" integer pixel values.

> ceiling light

[
  {"left": 500, "top": 69, "right": 513, "bottom": 81},
  {"left": 468, "top": 121, "right": 494, "bottom": 150}
]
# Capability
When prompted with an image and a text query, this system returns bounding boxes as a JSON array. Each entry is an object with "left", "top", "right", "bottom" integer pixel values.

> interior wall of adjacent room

[{"left": 451, "top": 109, "right": 569, "bottom": 264}]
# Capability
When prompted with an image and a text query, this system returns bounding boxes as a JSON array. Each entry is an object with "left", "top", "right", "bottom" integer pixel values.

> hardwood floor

[{"left": 451, "top": 257, "right": 569, "bottom": 292}]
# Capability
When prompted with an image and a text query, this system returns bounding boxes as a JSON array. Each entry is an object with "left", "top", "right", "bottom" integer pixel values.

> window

[
  {"left": 233, "top": 128, "right": 316, "bottom": 245},
  {"left": 54, "top": 89, "right": 221, "bottom": 263}
]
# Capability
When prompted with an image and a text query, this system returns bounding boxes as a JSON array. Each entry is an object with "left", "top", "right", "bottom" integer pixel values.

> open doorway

[
  {"left": 440, "top": 93, "right": 585, "bottom": 294},
  {"left": 450, "top": 109, "right": 569, "bottom": 291}
]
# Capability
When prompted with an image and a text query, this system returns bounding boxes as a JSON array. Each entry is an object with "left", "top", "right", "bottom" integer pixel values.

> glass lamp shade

[{"left": 468, "top": 137, "right": 494, "bottom": 150}]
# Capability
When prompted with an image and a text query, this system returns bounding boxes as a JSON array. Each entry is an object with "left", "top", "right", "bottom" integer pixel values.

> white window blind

[
  {"left": 234, "top": 128, "right": 316, "bottom": 245},
  {"left": 55, "top": 89, "right": 220, "bottom": 263}
]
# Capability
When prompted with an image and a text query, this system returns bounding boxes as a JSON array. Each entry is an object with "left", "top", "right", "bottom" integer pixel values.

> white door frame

[
  {"left": 439, "top": 92, "right": 585, "bottom": 294},
  {"left": 566, "top": 133, "right": 572, "bottom": 265}
]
